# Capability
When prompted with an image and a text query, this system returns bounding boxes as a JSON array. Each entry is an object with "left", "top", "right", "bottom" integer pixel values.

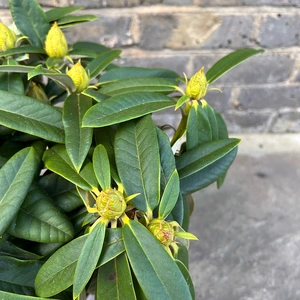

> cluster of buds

[
  {"left": 95, "top": 188, "right": 127, "bottom": 221},
  {"left": 185, "top": 66, "right": 208, "bottom": 100},
  {"left": 147, "top": 219, "right": 175, "bottom": 247},
  {"left": 0, "top": 23, "right": 17, "bottom": 52}
]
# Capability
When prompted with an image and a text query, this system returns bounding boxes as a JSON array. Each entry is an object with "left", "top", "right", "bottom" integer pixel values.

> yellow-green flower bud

[
  {"left": 185, "top": 66, "right": 208, "bottom": 100},
  {"left": 147, "top": 219, "right": 175, "bottom": 247},
  {"left": 26, "top": 82, "right": 49, "bottom": 103},
  {"left": 96, "top": 188, "right": 126, "bottom": 221},
  {"left": 0, "top": 23, "right": 17, "bottom": 52},
  {"left": 67, "top": 61, "right": 89, "bottom": 93},
  {"left": 45, "top": 22, "right": 68, "bottom": 58}
]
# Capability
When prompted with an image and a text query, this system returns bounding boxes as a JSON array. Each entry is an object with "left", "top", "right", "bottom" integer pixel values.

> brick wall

[{"left": 1, "top": 0, "right": 300, "bottom": 133}]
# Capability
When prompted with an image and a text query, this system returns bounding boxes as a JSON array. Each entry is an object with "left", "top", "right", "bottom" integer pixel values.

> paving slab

[{"left": 189, "top": 134, "right": 300, "bottom": 300}]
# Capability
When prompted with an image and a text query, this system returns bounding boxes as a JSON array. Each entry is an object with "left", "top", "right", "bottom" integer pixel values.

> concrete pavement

[{"left": 189, "top": 134, "right": 300, "bottom": 300}]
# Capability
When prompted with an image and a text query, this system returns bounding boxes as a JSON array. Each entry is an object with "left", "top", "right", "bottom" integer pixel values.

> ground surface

[{"left": 189, "top": 134, "right": 300, "bottom": 300}]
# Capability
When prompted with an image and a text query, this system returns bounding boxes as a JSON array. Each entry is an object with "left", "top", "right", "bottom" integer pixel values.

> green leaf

[
  {"left": 9, "top": 0, "right": 50, "bottom": 48},
  {"left": 43, "top": 145, "right": 94, "bottom": 191},
  {"left": 0, "top": 46, "right": 46, "bottom": 57},
  {"left": 176, "top": 138, "right": 240, "bottom": 179},
  {"left": 45, "top": 6, "right": 83, "bottom": 22},
  {"left": 35, "top": 235, "right": 87, "bottom": 297},
  {"left": 175, "top": 94, "right": 190, "bottom": 110},
  {"left": 215, "top": 111, "right": 229, "bottom": 188},
  {"left": 115, "top": 116, "right": 160, "bottom": 213},
  {"left": 99, "top": 77, "right": 177, "bottom": 97},
  {"left": 63, "top": 94, "right": 93, "bottom": 171},
  {"left": 93, "top": 145, "right": 111, "bottom": 190},
  {"left": 0, "top": 90, "right": 65, "bottom": 143},
  {"left": 97, "top": 228, "right": 125, "bottom": 268},
  {"left": 186, "top": 101, "right": 212, "bottom": 150},
  {"left": 82, "top": 89, "right": 108, "bottom": 102},
  {"left": 7, "top": 183, "right": 74, "bottom": 243},
  {"left": 86, "top": 50, "right": 122, "bottom": 80},
  {"left": 53, "top": 189, "right": 83, "bottom": 213},
  {"left": 57, "top": 14, "right": 98, "bottom": 28},
  {"left": 96, "top": 253, "right": 136, "bottom": 300},
  {"left": 205, "top": 102, "right": 219, "bottom": 141},
  {"left": 180, "top": 147, "right": 238, "bottom": 194},
  {"left": 123, "top": 220, "right": 192, "bottom": 300},
  {"left": 206, "top": 48, "right": 264, "bottom": 83},
  {"left": 157, "top": 128, "right": 176, "bottom": 188},
  {"left": 0, "top": 291, "right": 53, "bottom": 300},
  {"left": 73, "top": 221, "right": 107, "bottom": 298},
  {"left": 159, "top": 170, "right": 180, "bottom": 220},
  {"left": 99, "top": 67, "right": 180, "bottom": 83},
  {"left": 0, "top": 65, "right": 35, "bottom": 73},
  {"left": 35, "top": 229, "right": 124, "bottom": 298},
  {"left": 0, "top": 147, "right": 37, "bottom": 236},
  {"left": 28, "top": 65, "right": 76, "bottom": 93},
  {"left": 0, "top": 256, "right": 42, "bottom": 296},
  {"left": 83, "top": 92, "right": 175, "bottom": 128},
  {"left": 175, "top": 260, "right": 195, "bottom": 300},
  {"left": 0, "top": 241, "right": 41, "bottom": 260}
]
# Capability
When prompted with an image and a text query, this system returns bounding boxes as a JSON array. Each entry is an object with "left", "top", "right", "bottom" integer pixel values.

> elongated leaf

[
  {"left": 45, "top": 6, "right": 83, "bottom": 22},
  {"left": 0, "top": 46, "right": 46, "bottom": 57},
  {"left": 186, "top": 101, "right": 212, "bottom": 150},
  {"left": 0, "top": 291, "right": 53, "bottom": 300},
  {"left": 96, "top": 253, "right": 136, "bottom": 300},
  {"left": 83, "top": 92, "right": 175, "bottom": 128},
  {"left": 99, "top": 77, "right": 177, "bottom": 97},
  {"left": 82, "top": 89, "right": 108, "bottom": 102},
  {"left": 0, "top": 256, "right": 42, "bottom": 296},
  {"left": 35, "top": 229, "right": 124, "bottom": 297},
  {"left": 0, "top": 241, "right": 41, "bottom": 260},
  {"left": 63, "top": 94, "right": 93, "bottom": 171},
  {"left": 175, "top": 94, "right": 190, "bottom": 110},
  {"left": 73, "top": 221, "right": 106, "bottom": 298},
  {"left": 57, "top": 14, "right": 98, "bottom": 27},
  {"left": 0, "top": 90, "right": 64, "bottom": 143},
  {"left": 7, "top": 183, "right": 74, "bottom": 243},
  {"left": 0, "top": 65, "right": 35, "bottom": 73},
  {"left": 175, "top": 260, "right": 195, "bottom": 300},
  {"left": 9, "top": 0, "right": 50, "bottom": 48},
  {"left": 99, "top": 67, "right": 179, "bottom": 83},
  {"left": 206, "top": 48, "right": 264, "bottom": 83},
  {"left": 159, "top": 170, "right": 180, "bottom": 219},
  {"left": 176, "top": 138, "right": 240, "bottom": 179},
  {"left": 35, "top": 235, "right": 87, "bottom": 297},
  {"left": 93, "top": 145, "right": 111, "bottom": 190},
  {"left": 115, "top": 116, "right": 160, "bottom": 213},
  {"left": 157, "top": 128, "right": 176, "bottom": 188},
  {"left": 53, "top": 189, "right": 83, "bottom": 213},
  {"left": 0, "top": 147, "right": 37, "bottom": 235},
  {"left": 205, "top": 102, "right": 219, "bottom": 141},
  {"left": 123, "top": 220, "right": 192, "bottom": 300},
  {"left": 28, "top": 65, "right": 76, "bottom": 93},
  {"left": 43, "top": 145, "right": 94, "bottom": 190},
  {"left": 86, "top": 50, "right": 121, "bottom": 79},
  {"left": 180, "top": 147, "right": 238, "bottom": 194}
]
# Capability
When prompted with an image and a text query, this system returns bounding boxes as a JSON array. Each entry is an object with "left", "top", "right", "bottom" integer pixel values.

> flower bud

[
  {"left": 27, "top": 82, "right": 49, "bottom": 103},
  {"left": 147, "top": 219, "right": 175, "bottom": 247},
  {"left": 96, "top": 188, "right": 126, "bottom": 221},
  {"left": 67, "top": 60, "right": 89, "bottom": 93},
  {"left": 0, "top": 23, "right": 17, "bottom": 52},
  {"left": 185, "top": 66, "right": 208, "bottom": 100},
  {"left": 45, "top": 22, "right": 68, "bottom": 58}
]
